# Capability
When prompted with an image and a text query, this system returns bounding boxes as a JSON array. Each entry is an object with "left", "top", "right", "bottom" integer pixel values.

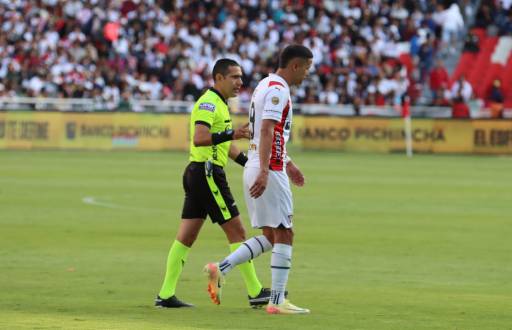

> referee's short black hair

[
  {"left": 212, "top": 58, "right": 241, "bottom": 81},
  {"left": 278, "top": 45, "right": 313, "bottom": 68}
]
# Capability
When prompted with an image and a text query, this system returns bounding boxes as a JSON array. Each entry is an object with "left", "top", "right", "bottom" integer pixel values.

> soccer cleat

[
  {"left": 248, "top": 288, "right": 289, "bottom": 308},
  {"left": 155, "top": 295, "right": 194, "bottom": 308},
  {"left": 266, "top": 299, "right": 310, "bottom": 315},
  {"left": 204, "top": 262, "right": 224, "bottom": 305}
]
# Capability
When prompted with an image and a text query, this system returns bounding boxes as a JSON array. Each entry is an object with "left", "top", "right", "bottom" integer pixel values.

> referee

[{"left": 155, "top": 59, "right": 268, "bottom": 308}]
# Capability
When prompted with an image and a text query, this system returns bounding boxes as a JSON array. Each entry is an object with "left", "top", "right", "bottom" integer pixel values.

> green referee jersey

[{"left": 189, "top": 88, "right": 233, "bottom": 167}]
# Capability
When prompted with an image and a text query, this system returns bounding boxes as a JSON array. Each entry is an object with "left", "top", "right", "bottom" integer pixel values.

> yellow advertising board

[
  {"left": 471, "top": 120, "right": 512, "bottom": 154},
  {"left": 0, "top": 111, "right": 62, "bottom": 149},
  {"left": 2, "top": 112, "right": 511, "bottom": 154},
  {"left": 0, "top": 112, "right": 189, "bottom": 151},
  {"left": 299, "top": 117, "right": 512, "bottom": 154}
]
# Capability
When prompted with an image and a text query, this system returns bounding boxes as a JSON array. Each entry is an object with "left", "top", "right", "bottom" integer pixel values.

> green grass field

[{"left": 1, "top": 150, "right": 511, "bottom": 330}]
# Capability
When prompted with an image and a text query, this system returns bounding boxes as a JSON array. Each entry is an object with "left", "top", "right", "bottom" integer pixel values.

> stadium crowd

[{"left": 0, "top": 0, "right": 490, "bottom": 111}]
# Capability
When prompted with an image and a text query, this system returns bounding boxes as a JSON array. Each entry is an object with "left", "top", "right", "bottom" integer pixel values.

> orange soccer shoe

[{"left": 203, "top": 262, "right": 224, "bottom": 305}]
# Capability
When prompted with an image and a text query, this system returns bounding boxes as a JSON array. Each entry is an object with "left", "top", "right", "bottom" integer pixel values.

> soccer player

[
  {"left": 204, "top": 45, "right": 313, "bottom": 314},
  {"left": 155, "top": 59, "right": 271, "bottom": 308}
]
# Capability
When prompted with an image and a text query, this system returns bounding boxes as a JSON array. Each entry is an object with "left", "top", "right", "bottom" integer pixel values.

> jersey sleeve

[
  {"left": 262, "top": 88, "right": 288, "bottom": 122},
  {"left": 194, "top": 101, "right": 216, "bottom": 127}
]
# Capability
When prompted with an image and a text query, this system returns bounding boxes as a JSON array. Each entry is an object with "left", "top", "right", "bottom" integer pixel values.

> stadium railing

[
  {"left": 0, "top": 97, "right": 192, "bottom": 113},
  {"left": 0, "top": 97, "right": 511, "bottom": 118}
]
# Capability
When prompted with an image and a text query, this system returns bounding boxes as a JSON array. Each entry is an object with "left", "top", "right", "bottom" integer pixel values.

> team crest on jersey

[
  {"left": 199, "top": 102, "right": 216, "bottom": 112},
  {"left": 271, "top": 97, "right": 279, "bottom": 105}
]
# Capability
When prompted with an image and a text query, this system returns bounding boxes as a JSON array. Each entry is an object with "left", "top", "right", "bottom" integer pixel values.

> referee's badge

[
  {"left": 271, "top": 97, "right": 279, "bottom": 105},
  {"left": 199, "top": 102, "right": 216, "bottom": 112}
]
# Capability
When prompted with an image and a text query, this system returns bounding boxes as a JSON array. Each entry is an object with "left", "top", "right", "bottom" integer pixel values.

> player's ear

[
  {"left": 214, "top": 73, "right": 224, "bottom": 82},
  {"left": 291, "top": 58, "right": 301, "bottom": 71}
]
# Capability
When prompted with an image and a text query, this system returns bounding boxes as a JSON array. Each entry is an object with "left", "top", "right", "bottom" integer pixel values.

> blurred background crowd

[{"left": 0, "top": 0, "right": 510, "bottom": 114}]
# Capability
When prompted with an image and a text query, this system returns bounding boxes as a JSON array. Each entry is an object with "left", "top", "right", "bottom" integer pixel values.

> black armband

[
  {"left": 211, "top": 129, "right": 234, "bottom": 145},
  {"left": 234, "top": 152, "right": 248, "bottom": 167}
]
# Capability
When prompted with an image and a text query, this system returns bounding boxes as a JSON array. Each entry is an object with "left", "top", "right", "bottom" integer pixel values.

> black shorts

[{"left": 181, "top": 162, "right": 239, "bottom": 225}]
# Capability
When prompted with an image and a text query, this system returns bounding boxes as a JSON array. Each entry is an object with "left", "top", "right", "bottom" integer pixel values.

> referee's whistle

[{"left": 205, "top": 160, "right": 213, "bottom": 177}]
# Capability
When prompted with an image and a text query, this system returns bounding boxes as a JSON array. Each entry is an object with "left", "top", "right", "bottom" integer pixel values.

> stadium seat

[
  {"left": 451, "top": 52, "right": 478, "bottom": 84},
  {"left": 504, "top": 73, "right": 512, "bottom": 108},
  {"left": 467, "top": 37, "right": 500, "bottom": 93},
  {"left": 501, "top": 55, "right": 512, "bottom": 97}
]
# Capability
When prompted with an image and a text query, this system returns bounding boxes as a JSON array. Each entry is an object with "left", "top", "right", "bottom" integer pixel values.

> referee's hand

[
  {"left": 233, "top": 123, "right": 250, "bottom": 140},
  {"left": 250, "top": 170, "right": 268, "bottom": 198}
]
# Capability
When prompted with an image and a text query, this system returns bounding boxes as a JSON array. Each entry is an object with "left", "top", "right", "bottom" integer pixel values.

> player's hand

[
  {"left": 286, "top": 162, "right": 305, "bottom": 187},
  {"left": 249, "top": 170, "right": 269, "bottom": 198},
  {"left": 233, "top": 123, "right": 250, "bottom": 140}
]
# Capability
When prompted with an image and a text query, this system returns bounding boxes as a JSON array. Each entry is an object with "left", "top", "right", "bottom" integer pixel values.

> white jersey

[{"left": 246, "top": 73, "right": 292, "bottom": 171}]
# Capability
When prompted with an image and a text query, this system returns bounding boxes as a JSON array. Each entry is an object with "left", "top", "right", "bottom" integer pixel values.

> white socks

[
  {"left": 218, "top": 237, "right": 293, "bottom": 306},
  {"left": 219, "top": 235, "right": 272, "bottom": 275},
  {"left": 270, "top": 243, "right": 292, "bottom": 305}
]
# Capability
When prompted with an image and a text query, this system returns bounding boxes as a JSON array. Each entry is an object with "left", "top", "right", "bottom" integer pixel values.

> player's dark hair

[
  {"left": 212, "top": 58, "right": 240, "bottom": 81},
  {"left": 278, "top": 45, "right": 313, "bottom": 68}
]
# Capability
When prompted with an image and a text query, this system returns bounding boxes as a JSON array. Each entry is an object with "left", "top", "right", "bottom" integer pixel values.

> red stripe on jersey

[
  {"left": 268, "top": 81, "right": 285, "bottom": 88},
  {"left": 269, "top": 101, "right": 290, "bottom": 171}
]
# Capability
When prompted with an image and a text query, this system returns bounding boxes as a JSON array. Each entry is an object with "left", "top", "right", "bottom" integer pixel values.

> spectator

[
  {"left": 475, "top": 3, "right": 495, "bottom": 30},
  {"left": 460, "top": 0, "right": 476, "bottom": 23},
  {"left": 450, "top": 75, "right": 473, "bottom": 103},
  {"left": 450, "top": 75, "right": 472, "bottom": 118},
  {"left": 487, "top": 79, "right": 504, "bottom": 118},
  {"left": 463, "top": 32, "right": 480, "bottom": 53},
  {"left": 318, "top": 80, "right": 339, "bottom": 105},
  {"left": 431, "top": 83, "right": 451, "bottom": 107},
  {"left": 452, "top": 100, "right": 471, "bottom": 118},
  {"left": 440, "top": 3, "right": 465, "bottom": 55},
  {"left": 0, "top": 0, "right": 457, "bottom": 111},
  {"left": 497, "top": 2, "right": 512, "bottom": 35},
  {"left": 429, "top": 59, "right": 450, "bottom": 100},
  {"left": 418, "top": 35, "right": 435, "bottom": 83}
]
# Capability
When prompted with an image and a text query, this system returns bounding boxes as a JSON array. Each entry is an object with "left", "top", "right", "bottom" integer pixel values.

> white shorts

[{"left": 243, "top": 167, "right": 293, "bottom": 229}]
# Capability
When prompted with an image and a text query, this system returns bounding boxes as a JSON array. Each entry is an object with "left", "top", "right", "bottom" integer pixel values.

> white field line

[{"left": 82, "top": 196, "right": 168, "bottom": 213}]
